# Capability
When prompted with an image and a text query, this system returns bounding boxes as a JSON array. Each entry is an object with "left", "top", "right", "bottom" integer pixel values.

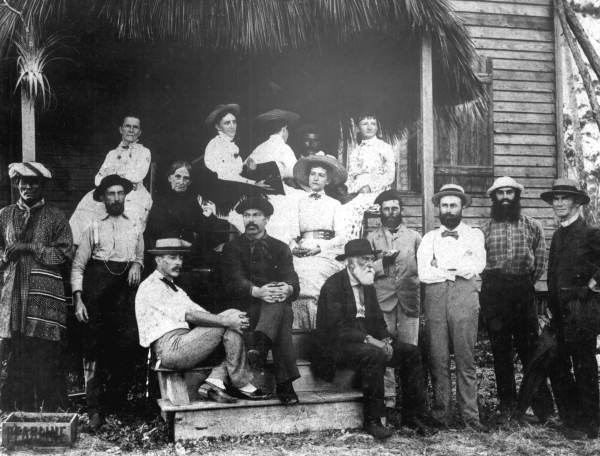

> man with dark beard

[
  {"left": 71, "top": 174, "right": 145, "bottom": 431},
  {"left": 417, "top": 184, "right": 486, "bottom": 430},
  {"left": 480, "top": 176, "right": 552, "bottom": 426},
  {"left": 314, "top": 239, "right": 438, "bottom": 440}
]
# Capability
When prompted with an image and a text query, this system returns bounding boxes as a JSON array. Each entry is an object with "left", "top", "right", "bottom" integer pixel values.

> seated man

[
  {"left": 135, "top": 237, "right": 266, "bottom": 403},
  {"left": 221, "top": 197, "right": 301, "bottom": 405},
  {"left": 313, "top": 239, "right": 440, "bottom": 440}
]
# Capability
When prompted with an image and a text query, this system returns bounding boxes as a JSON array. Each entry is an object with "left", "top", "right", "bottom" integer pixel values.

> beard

[
  {"left": 381, "top": 214, "right": 402, "bottom": 229},
  {"left": 106, "top": 201, "right": 125, "bottom": 216},
  {"left": 350, "top": 263, "right": 375, "bottom": 286},
  {"left": 439, "top": 212, "right": 462, "bottom": 230},
  {"left": 491, "top": 196, "right": 521, "bottom": 222}
]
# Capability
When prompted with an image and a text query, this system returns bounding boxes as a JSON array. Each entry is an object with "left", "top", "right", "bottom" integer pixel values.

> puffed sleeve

[{"left": 371, "top": 141, "right": 396, "bottom": 193}]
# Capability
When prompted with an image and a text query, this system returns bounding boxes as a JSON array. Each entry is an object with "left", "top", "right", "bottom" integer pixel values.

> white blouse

[
  {"left": 295, "top": 191, "right": 344, "bottom": 251},
  {"left": 95, "top": 141, "right": 151, "bottom": 186},
  {"left": 204, "top": 132, "right": 245, "bottom": 182},
  {"left": 248, "top": 134, "right": 297, "bottom": 179},
  {"left": 346, "top": 137, "right": 395, "bottom": 194}
]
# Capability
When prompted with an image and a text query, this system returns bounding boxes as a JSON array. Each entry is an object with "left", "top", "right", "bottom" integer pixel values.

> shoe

[
  {"left": 198, "top": 383, "right": 238, "bottom": 403},
  {"left": 463, "top": 419, "right": 488, "bottom": 433},
  {"left": 247, "top": 331, "right": 271, "bottom": 369},
  {"left": 403, "top": 416, "right": 437, "bottom": 436},
  {"left": 495, "top": 409, "right": 512, "bottom": 427},
  {"left": 88, "top": 412, "right": 105, "bottom": 432},
  {"left": 276, "top": 381, "right": 299, "bottom": 406},
  {"left": 364, "top": 419, "right": 394, "bottom": 440},
  {"left": 231, "top": 387, "right": 271, "bottom": 401}
]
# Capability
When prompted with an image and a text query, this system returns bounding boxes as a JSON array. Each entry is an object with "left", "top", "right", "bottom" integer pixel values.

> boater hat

[
  {"left": 293, "top": 152, "right": 348, "bottom": 189},
  {"left": 335, "top": 239, "right": 380, "bottom": 261},
  {"left": 540, "top": 178, "right": 590, "bottom": 205},
  {"left": 432, "top": 183, "right": 471, "bottom": 207},
  {"left": 235, "top": 196, "right": 274, "bottom": 217},
  {"left": 255, "top": 109, "right": 300, "bottom": 126},
  {"left": 486, "top": 176, "right": 524, "bottom": 196},
  {"left": 93, "top": 174, "right": 134, "bottom": 201},
  {"left": 147, "top": 238, "right": 192, "bottom": 255},
  {"left": 205, "top": 103, "right": 240, "bottom": 127},
  {"left": 8, "top": 162, "right": 52, "bottom": 180}
]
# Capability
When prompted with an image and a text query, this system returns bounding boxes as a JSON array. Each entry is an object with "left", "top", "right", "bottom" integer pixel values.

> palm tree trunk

[
  {"left": 563, "top": 0, "right": 600, "bottom": 82},
  {"left": 21, "top": 84, "right": 35, "bottom": 161}
]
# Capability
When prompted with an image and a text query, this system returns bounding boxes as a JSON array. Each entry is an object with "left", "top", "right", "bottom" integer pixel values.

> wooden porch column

[{"left": 420, "top": 34, "right": 435, "bottom": 233}]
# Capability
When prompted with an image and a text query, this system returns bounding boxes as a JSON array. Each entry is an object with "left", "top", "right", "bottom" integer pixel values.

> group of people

[{"left": 0, "top": 108, "right": 599, "bottom": 442}]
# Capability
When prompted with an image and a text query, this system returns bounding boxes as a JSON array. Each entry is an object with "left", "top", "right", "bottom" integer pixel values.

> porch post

[{"left": 420, "top": 33, "right": 434, "bottom": 233}]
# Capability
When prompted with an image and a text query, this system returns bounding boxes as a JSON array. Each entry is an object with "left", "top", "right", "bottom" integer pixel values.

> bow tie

[
  {"left": 387, "top": 228, "right": 398, "bottom": 234},
  {"left": 121, "top": 144, "right": 129, "bottom": 149},
  {"left": 161, "top": 277, "right": 178, "bottom": 292},
  {"left": 441, "top": 230, "right": 459, "bottom": 239},
  {"left": 309, "top": 193, "right": 322, "bottom": 200}
]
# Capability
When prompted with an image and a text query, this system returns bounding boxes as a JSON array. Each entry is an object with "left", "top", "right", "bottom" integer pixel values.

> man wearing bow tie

[
  {"left": 221, "top": 197, "right": 301, "bottom": 405},
  {"left": 417, "top": 184, "right": 486, "bottom": 430}
]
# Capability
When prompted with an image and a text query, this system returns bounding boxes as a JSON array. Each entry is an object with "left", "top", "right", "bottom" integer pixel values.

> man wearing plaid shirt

[{"left": 480, "top": 176, "right": 553, "bottom": 425}]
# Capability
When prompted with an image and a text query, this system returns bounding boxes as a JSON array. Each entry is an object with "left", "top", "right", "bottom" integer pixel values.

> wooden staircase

[{"left": 155, "top": 332, "right": 374, "bottom": 440}]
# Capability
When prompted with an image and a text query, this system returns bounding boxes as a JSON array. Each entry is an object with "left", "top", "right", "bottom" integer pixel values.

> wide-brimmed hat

[
  {"left": 205, "top": 103, "right": 240, "bottom": 127},
  {"left": 432, "top": 183, "right": 471, "bottom": 207},
  {"left": 293, "top": 152, "right": 348, "bottom": 189},
  {"left": 296, "top": 123, "right": 320, "bottom": 136},
  {"left": 335, "top": 239, "right": 380, "bottom": 261},
  {"left": 486, "top": 176, "right": 524, "bottom": 196},
  {"left": 93, "top": 174, "right": 134, "bottom": 201},
  {"left": 235, "top": 196, "right": 274, "bottom": 217},
  {"left": 540, "top": 178, "right": 590, "bottom": 205},
  {"left": 374, "top": 189, "right": 404, "bottom": 207},
  {"left": 8, "top": 162, "right": 52, "bottom": 180},
  {"left": 255, "top": 109, "right": 300, "bottom": 126},
  {"left": 147, "top": 238, "right": 192, "bottom": 255}
]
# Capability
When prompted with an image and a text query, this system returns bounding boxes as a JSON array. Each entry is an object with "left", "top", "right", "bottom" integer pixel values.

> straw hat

[
  {"left": 293, "top": 152, "right": 347, "bottom": 189},
  {"left": 540, "top": 178, "right": 590, "bottom": 205},
  {"left": 8, "top": 162, "right": 52, "bottom": 180},
  {"left": 431, "top": 183, "right": 471, "bottom": 207},
  {"left": 486, "top": 176, "right": 524, "bottom": 196},
  {"left": 255, "top": 109, "right": 300, "bottom": 125},
  {"left": 205, "top": 103, "right": 240, "bottom": 127},
  {"left": 147, "top": 238, "right": 192, "bottom": 255}
]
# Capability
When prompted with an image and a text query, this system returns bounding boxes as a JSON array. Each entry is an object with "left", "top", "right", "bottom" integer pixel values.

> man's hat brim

[
  {"left": 432, "top": 190, "right": 471, "bottom": 207},
  {"left": 147, "top": 248, "right": 191, "bottom": 255},
  {"left": 93, "top": 175, "right": 134, "bottom": 201},
  {"left": 293, "top": 155, "right": 348, "bottom": 188},
  {"left": 235, "top": 197, "right": 274, "bottom": 217},
  {"left": 205, "top": 104, "right": 241, "bottom": 127},
  {"left": 540, "top": 189, "right": 590, "bottom": 205}
]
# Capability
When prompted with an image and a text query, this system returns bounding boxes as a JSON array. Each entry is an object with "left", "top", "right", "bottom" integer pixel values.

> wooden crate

[{"left": 1, "top": 412, "right": 78, "bottom": 449}]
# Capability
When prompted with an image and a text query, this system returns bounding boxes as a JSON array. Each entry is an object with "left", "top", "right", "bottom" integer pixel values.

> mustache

[{"left": 246, "top": 223, "right": 259, "bottom": 229}]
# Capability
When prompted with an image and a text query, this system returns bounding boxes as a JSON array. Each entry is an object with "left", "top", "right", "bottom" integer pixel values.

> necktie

[
  {"left": 161, "top": 277, "right": 178, "bottom": 292},
  {"left": 309, "top": 193, "right": 322, "bottom": 200},
  {"left": 442, "top": 230, "right": 459, "bottom": 239}
]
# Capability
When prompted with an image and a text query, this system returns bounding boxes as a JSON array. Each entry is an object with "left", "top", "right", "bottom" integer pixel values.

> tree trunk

[
  {"left": 563, "top": 0, "right": 600, "bottom": 82},
  {"left": 556, "top": 0, "right": 600, "bottom": 134},
  {"left": 20, "top": 84, "right": 35, "bottom": 161}
]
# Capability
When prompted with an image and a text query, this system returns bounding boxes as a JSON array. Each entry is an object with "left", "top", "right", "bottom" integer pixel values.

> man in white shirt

[
  {"left": 136, "top": 238, "right": 266, "bottom": 408},
  {"left": 417, "top": 184, "right": 486, "bottom": 430}
]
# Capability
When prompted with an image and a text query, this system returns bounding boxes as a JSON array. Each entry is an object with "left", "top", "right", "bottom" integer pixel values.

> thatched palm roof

[{"left": 0, "top": 0, "right": 483, "bottom": 109}]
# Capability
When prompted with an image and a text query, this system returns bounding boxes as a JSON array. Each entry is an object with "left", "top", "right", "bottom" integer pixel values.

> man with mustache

[
  {"left": 0, "top": 162, "right": 73, "bottom": 411},
  {"left": 417, "top": 184, "right": 486, "bottom": 430},
  {"left": 480, "top": 177, "right": 552, "bottom": 425},
  {"left": 314, "top": 239, "right": 438, "bottom": 440},
  {"left": 221, "top": 197, "right": 301, "bottom": 405},
  {"left": 71, "top": 174, "right": 145, "bottom": 431}
]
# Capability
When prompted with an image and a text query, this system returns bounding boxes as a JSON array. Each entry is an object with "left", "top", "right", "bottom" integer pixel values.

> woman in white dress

[
  {"left": 69, "top": 116, "right": 152, "bottom": 245},
  {"left": 290, "top": 152, "right": 348, "bottom": 329},
  {"left": 340, "top": 114, "right": 396, "bottom": 240}
]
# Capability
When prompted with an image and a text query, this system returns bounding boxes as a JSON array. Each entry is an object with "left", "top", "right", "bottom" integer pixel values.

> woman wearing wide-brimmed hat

[{"left": 289, "top": 152, "right": 348, "bottom": 329}]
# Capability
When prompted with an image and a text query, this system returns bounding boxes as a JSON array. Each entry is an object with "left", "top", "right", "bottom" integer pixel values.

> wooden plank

[
  {"left": 495, "top": 134, "right": 556, "bottom": 145},
  {"left": 452, "top": 1, "right": 552, "bottom": 16},
  {"left": 421, "top": 34, "right": 435, "bottom": 234},
  {"left": 473, "top": 38, "right": 554, "bottom": 53},
  {"left": 493, "top": 70, "right": 555, "bottom": 82},
  {"left": 492, "top": 59, "right": 555, "bottom": 72},
  {"left": 494, "top": 91, "right": 554, "bottom": 103},
  {"left": 480, "top": 49, "right": 554, "bottom": 61},
  {"left": 494, "top": 155, "right": 556, "bottom": 166},
  {"left": 494, "top": 112, "right": 555, "bottom": 124},
  {"left": 493, "top": 80, "right": 555, "bottom": 92},
  {"left": 467, "top": 26, "right": 553, "bottom": 42},
  {"left": 494, "top": 123, "right": 555, "bottom": 134},
  {"left": 494, "top": 165, "right": 556, "bottom": 177},
  {"left": 460, "top": 12, "right": 553, "bottom": 30},
  {"left": 494, "top": 102, "right": 555, "bottom": 114},
  {"left": 495, "top": 144, "right": 556, "bottom": 155}
]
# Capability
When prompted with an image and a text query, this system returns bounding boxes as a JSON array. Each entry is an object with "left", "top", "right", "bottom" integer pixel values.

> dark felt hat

[
  {"left": 205, "top": 103, "right": 240, "bottom": 127},
  {"left": 255, "top": 109, "right": 300, "bottom": 125},
  {"left": 235, "top": 196, "right": 274, "bottom": 217},
  {"left": 374, "top": 189, "right": 404, "bottom": 207},
  {"left": 431, "top": 183, "right": 471, "bottom": 207},
  {"left": 335, "top": 239, "right": 380, "bottom": 261},
  {"left": 147, "top": 238, "right": 192, "bottom": 255},
  {"left": 93, "top": 174, "right": 133, "bottom": 201},
  {"left": 540, "top": 178, "right": 590, "bottom": 205}
]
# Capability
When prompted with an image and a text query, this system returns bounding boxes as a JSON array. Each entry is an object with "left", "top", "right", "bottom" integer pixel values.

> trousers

[{"left": 424, "top": 278, "right": 479, "bottom": 423}]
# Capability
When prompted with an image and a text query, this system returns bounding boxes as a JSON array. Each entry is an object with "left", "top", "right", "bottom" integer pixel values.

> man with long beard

[
  {"left": 314, "top": 239, "right": 438, "bottom": 440},
  {"left": 480, "top": 176, "right": 553, "bottom": 425},
  {"left": 417, "top": 184, "right": 486, "bottom": 430},
  {"left": 71, "top": 174, "right": 145, "bottom": 431}
]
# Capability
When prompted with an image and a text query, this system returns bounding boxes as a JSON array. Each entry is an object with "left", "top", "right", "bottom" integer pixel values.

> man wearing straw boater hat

[
  {"left": 71, "top": 174, "right": 145, "bottom": 430},
  {"left": 480, "top": 176, "right": 553, "bottom": 425},
  {"left": 417, "top": 184, "right": 486, "bottom": 430},
  {"left": 0, "top": 162, "right": 73, "bottom": 411},
  {"left": 541, "top": 178, "right": 600, "bottom": 439},
  {"left": 314, "top": 239, "right": 440, "bottom": 440},
  {"left": 135, "top": 237, "right": 267, "bottom": 406}
]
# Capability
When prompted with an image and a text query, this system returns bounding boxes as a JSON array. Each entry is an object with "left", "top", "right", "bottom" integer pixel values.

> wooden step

[{"left": 159, "top": 390, "right": 364, "bottom": 439}]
